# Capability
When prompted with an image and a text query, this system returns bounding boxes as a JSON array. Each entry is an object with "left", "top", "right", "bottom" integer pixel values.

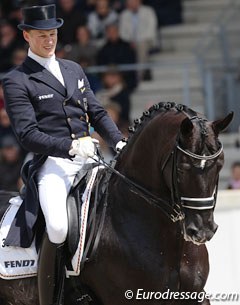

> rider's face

[{"left": 23, "top": 29, "right": 58, "bottom": 58}]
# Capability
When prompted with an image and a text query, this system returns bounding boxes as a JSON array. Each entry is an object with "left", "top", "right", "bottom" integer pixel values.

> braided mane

[{"left": 125, "top": 102, "right": 198, "bottom": 144}]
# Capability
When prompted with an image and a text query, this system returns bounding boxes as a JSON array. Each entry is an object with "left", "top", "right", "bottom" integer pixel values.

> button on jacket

[
  {"left": 3, "top": 56, "right": 123, "bottom": 247},
  {"left": 3, "top": 56, "right": 122, "bottom": 159}
]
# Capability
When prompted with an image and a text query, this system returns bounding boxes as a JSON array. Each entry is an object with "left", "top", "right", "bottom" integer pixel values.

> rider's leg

[
  {"left": 38, "top": 233, "right": 65, "bottom": 305},
  {"left": 38, "top": 156, "right": 84, "bottom": 243},
  {"left": 37, "top": 156, "right": 85, "bottom": 305}
]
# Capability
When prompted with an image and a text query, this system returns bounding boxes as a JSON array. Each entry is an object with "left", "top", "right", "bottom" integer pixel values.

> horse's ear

[
  {"left": 180, "top": 117, "right": 194, "bottom": 137},
  {"left": 212, "top": 112, "right": 234, "bottom": 135}
]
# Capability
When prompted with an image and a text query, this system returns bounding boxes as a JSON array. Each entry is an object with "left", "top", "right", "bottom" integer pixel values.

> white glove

[
  {"left": 116, "top": 140, "right": 127, "bottom": 152},
  {"left": 69, "top": 136, "right": 99, "bottom": 158}
]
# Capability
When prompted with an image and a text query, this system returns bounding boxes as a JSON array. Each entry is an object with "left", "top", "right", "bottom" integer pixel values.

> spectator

[
  {"left": 227, "top": 162, "right": 240, "bottom": 190},
  {"left": 87, "top": 0, "right": 118, "bottom": 45},
  {"left": 80, "top": 0, "right": 125, "bottom": 13},
  {"left": 105, "top": 101, "right": 121, "bottom": 126},
  {"left": 57, "top": 0, "right": 86, "bottom": 44},
  {"left": 6, "top": 3, "right": 22, "bottom": 25},
  {"left": 6, "top": 3, "right": 26, "bottom": 46},
  {"left": 97, "top": 22, "right": 137, "bottom": 91},
  {"left": 0, "top": 0, "right": 21, "bottom": 18},
  {"left": 78, "top": 56, "right": 102, "bottom": 93},
  {"left": 0, "top": 135, "right": 24, "bottom": 192},
  {"left": 77, "top": 0, "right": 97, "bottom": 13},
  {"left": 92, "top": 101, "right": 124, "bottom": 161},
  {"left": 55, "top": 42, "right": 67, "bottom": 58},
  {"left": 96, "top": 68, "right": 131, "bottom": 124},
  {"left": 0, "top": 20, "right": 23, "bottom": 72},
  {"left": 110, "top": 0, "right": 126, "bottom": 13},
  {"left": 11, "top": 47, "right": 27, "bottom": 67},
  {"left": 119, "top": 0, "right": 158, "bottom": 79},
  {"left": 105, "top": 101, "right": 129, "bottom": 138},
  {"left": 66, "top": 25, "right": 97, "bottom": 65}
]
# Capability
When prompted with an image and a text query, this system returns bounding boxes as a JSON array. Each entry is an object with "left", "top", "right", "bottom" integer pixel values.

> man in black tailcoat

[{"left": 3, "top": 4, "right": 125, "bottom": 305}]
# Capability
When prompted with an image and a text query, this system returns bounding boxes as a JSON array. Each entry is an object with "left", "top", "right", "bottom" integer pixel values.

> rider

[{"left": 2, "top": 4, "right": 125, "bottom": 305}]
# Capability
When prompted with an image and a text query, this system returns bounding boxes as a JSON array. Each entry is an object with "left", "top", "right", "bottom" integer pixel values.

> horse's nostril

[
  {"left": 186, "top": 227, "right": 198, "bottom": 238},
  {"left": 186, "top": 222, "right": 218, "bottom": 242},
  {"left": 206, "top": 223, "right": 218, "bottom": 241}
]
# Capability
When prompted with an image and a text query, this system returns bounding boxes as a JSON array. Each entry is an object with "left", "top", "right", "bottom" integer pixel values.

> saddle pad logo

[
  {"left": 0, "top": 197, "right": 38, "bottom": 280},
  {"left": 38, "top": 94, "right": 54, "bottom": 100},
  {"left": 4, "top": 259, "right": 36, "bottom": 268}
]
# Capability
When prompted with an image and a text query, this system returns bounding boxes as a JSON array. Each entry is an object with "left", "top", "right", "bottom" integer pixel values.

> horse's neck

[{"left": 117, "top": 117, "right": 180, "bottom": 196}]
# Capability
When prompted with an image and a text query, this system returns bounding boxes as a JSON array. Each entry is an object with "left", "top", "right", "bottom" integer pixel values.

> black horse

[{"left": 0, "top": 103, "right": 233, "bottom": 305}]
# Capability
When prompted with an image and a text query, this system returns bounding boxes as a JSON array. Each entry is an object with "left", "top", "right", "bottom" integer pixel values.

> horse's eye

[{"left": 178, "top": 163, "right": 191, "bottom": 170}]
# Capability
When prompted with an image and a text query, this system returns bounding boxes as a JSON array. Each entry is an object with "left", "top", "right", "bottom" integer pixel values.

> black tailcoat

[{"left": 3, "top": 56, "right": 122, "bottom": 247}]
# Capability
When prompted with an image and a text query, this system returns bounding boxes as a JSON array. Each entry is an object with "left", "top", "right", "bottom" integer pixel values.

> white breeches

[{"left": 37, "top": 156, "right": 91, "bottom": 244}]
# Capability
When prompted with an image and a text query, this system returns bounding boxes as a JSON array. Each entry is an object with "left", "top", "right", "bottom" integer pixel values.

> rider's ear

[
  {"left": 180, "top": 117, "right": 193, "bottom": 137},
  {"left": 212, "top": 112, "right": 234, "bottom": 135}
]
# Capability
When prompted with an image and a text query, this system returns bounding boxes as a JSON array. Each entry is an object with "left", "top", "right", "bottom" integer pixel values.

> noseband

[
  {"left": 170, "top": 115, "right": 222, "bottom": 213},
  {"left": 176, "top": 143, "right": 222, "bottom": 210},
  {"left": 95, "top": 115, "right": 222, "bottom": 223}
]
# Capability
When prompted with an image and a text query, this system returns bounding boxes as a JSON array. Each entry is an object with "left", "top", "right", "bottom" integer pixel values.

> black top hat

[{"left": 18, "top": 4, "right": 63, "bottom": 31}]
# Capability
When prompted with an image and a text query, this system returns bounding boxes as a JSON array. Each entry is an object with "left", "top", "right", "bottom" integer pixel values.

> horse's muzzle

[{"left": 184, "top": 221, "right": 218, "bottom": 245}]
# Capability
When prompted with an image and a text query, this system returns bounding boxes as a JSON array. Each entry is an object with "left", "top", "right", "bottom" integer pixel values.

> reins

[
  {"left": 92, "top": 153, "right": 184, "bottom": 222},
  {"left": 90, "top": 110, "right": 223, "bottom": 222},
  {"left": 82, "top": 106, "right": 223, "bottom": 267}
]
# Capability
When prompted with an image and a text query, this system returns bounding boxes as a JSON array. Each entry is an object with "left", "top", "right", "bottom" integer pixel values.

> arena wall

[{"left": 205, "top": 190, "right": 240, "bottom": 304}]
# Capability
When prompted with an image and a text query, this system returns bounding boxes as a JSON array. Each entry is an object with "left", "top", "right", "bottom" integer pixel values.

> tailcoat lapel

[
  {"left": 23, "top": 56, "right": 67, "bottom": 97},
  {"left": 58, "top": 59, "right": 76, "bottom": 100}
]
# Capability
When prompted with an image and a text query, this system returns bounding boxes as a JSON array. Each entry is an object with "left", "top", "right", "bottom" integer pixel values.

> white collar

[{"left": 28, "top": 48, "right": 56, "bottom": 68}]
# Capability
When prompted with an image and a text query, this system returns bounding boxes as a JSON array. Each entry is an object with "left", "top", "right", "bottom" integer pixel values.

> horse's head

[
  {"left": 173, "top": 111, "right": 233, "bottom": 245},
  {"left": 118, "top": 103, "right": 233, "bottom": 245}
]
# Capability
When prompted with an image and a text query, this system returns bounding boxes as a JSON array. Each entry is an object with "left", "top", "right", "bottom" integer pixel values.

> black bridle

[
  {"left": 168, "top": 139, "right": 222, "bottom": 214},
  {"left": 176, "top": 143, "right": 222, "bottom": 210},
  {"left": 173, "top": 115, "right": 222, "bottom": 211},
  {"left": 92, "top": 116, "right": 223, "bottom": 223},
  {"left": 82, "top": 113, "right": 223, "bottom": 267},
  {"left": 92, "top": 153, "right": 183, "bottom": 222}
]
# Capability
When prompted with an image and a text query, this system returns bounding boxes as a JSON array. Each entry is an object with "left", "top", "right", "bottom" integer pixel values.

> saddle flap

[
  {"left": 66, "top": 165, "right": 102, "bottom": 277},
  {"left": 66, "top": 163, "right": 98, "bottom": 258},
  {"left": 66, "top": 187, "right": 83, "bottom": 259}
]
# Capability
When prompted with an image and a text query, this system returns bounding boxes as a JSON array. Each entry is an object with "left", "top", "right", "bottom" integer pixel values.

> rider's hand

[
  {"left": 116, "top": 139, "right": 127, "bottom": 152},
  {"left": 69, "top": 136, "right": 98, "bottom": 158}
]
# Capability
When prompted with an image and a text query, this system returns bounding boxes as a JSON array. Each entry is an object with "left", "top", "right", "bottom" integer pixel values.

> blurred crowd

[
  {"left": 227, "top": 162, "right": 240, "bottom": 190},
  {"left": 0, "top": 0, "right": 185, "bottom": 192},
  {"left": 1, "top": 0, "right": 240, "bottom": 194}
]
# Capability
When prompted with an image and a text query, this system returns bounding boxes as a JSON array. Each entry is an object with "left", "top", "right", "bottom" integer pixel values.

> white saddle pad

[
  {"left": 0, "top": 165, "right": 100, "bottom": 280},
  {"left": 0, "top": 196, "right": 38, "bottom": 280}
]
